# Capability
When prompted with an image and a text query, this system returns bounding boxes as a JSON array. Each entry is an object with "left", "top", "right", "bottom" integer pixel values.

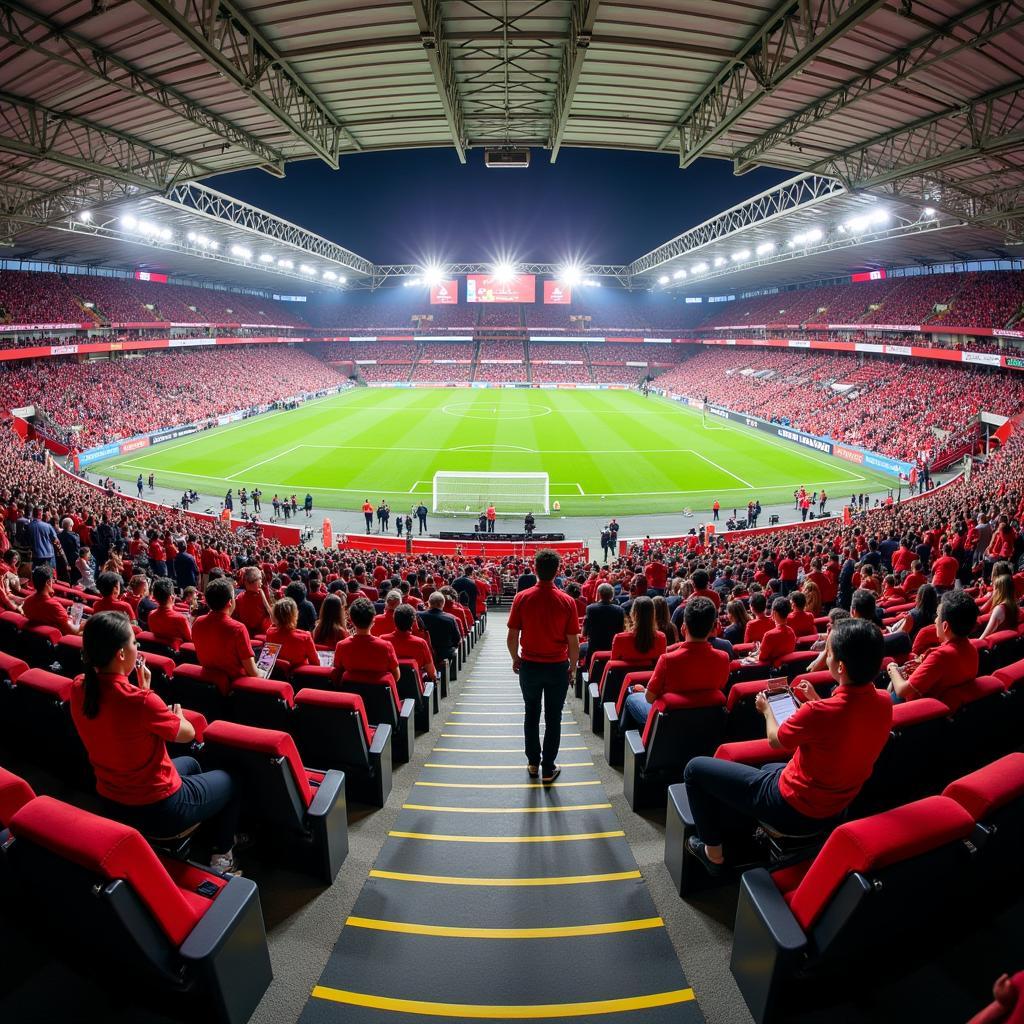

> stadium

[{"left": 1, "top": 2, "right": 1024, "bottom": 1024}]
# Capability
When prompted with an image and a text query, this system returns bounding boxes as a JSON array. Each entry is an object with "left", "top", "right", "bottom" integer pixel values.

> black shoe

[
  {"left": 541, "top": 766, "right": 561, "bottom": 784},
  {"left": 527, "top": 765, "right": 539, "bottom": 778},
  {"left": 686, "top": 836, "right": 725, "bottom": 877}
]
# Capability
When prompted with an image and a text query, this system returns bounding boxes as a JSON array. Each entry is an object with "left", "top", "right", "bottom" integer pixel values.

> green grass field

[{"left": 91, "top": 388, "right": 895, "bottom": 516}]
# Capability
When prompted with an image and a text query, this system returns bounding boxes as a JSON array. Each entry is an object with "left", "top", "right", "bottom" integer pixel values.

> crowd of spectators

[
  {"left": 0, "top": 272, "right": 94, "bottom": 325},
  {"left": 530, "top": 362, "right": 592, "bottom": 383},
  {"left": 0, "top": 348, "right": 346, "bottom": 447},
  {"left": 477, "top": 340, "right": 526, "bottom": 360}
]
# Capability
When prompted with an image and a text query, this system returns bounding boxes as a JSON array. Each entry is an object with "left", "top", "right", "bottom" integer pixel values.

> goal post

[{"left": 432, "top": 471, "right": 550, "bottom": 515}]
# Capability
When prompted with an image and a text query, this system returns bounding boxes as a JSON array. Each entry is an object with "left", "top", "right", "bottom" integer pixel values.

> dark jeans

[
  {"left": 364, "top": 513, "right": 373, "bottom": 533},
  {"left": 106, "top": 757, "right": 239, "bottom": 854},
  {"left": 684, "top": 756, "right": 836, "bottom": 847},
  {"left": 519, "top": 660, "right": 570, "bottom": 773}
]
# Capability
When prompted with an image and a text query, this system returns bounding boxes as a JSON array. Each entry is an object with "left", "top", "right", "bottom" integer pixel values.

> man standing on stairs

[{"left": 507, "top": 549, "right": 580, "bottom": 785}]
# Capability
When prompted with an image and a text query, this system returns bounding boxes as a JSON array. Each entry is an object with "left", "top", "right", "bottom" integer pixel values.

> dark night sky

[{"left": 206, "top": 149, "right": 790, "bottom": 266}]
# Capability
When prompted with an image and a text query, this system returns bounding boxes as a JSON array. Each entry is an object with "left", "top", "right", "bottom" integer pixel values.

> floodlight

[
  {"left": 923, "top": 207, "right": 936, "bottom": 217},
  {"left": 672, "top": 269, "right": 687, "bottom": 280},
  {"left": 78, "top": 211, "right": 92, "bottom": 223},
  {"left": 423, "top": 265, "right": 446, "bottom": 287},
  {"left": 692, "top": 262, "right": 707, "bottom": 274},
  {"left": 731, "top": 249, "right": 750, "bottom": 262},
  {"left": 492, "top": 261, "right": 516, "bottom": 282},
  {"left": 187, "top": 231, "right": 196, "bottom": 242},
  {"left": 558, "top": 264, "right": 583, "bottom": 287},
  {"left": 756, "top": 242, "right": 775, "bottom": 255},
  {"left": 278, "top": 258, "right": 293, "bottom": 269},
  {"left": 299, "top": 264, "right": 315, "bottom": 274},
  {"left": 209, "top": 241, "right": 219, "bottom": 250},
  {"left": 323, "top": 270, "right": 337, "bottom": 281},
  {"left": 658, "top": 275, "right": 670, "bottom": 285},
  {"left": 714, "top": 256, "right": 726, "bottom": 267},
  {"left": 871, "top": 209, "right": 889, "bottom": 225},
  {"left": 258, "top": 253, "right": 274, "bottom": 263},
  {"left": 160, "top": 228, "right": 172, "bottom": 241},
  {"left": 338, "top": 276, "right": 347, "bottom": 284},
  {"left": 122, "top": 215, "right": 137, "bottom": 230}
]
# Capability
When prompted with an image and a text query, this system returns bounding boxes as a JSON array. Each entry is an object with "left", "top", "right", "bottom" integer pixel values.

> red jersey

[
  {"left": 508, "top": 581, "right": 579, "bottom": 663},
  {"left": 646, "top": 641, "right": 729, "bottom": 702}
]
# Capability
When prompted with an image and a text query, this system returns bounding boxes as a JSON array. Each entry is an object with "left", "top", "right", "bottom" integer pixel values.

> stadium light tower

[
  {"left": 423, "top": 265, "right": 446, "bottom": 287},
  {"left": 558, "top": 264, "right": 583, "bottom": 287},
  {"left": 493, "top": 261, "right": 516, "bottom": 282}
]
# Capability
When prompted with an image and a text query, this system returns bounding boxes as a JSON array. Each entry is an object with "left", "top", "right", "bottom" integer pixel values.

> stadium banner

[
  {"left": 642, "top": 337, "right": 673, "bottom": 344},
  {"left": 884, "top": 344, "right": 913, "bottom": 356},
  {"left": 543, "top": 281, "right": 571, "bottom": 304},
  {"left": 169, "top": 337, "right": 216, "bottom": 347},
  {"left": 150, "top": 425, "right": 199, "bottom": 444},
  {"left": 832, "top": 443, "right": 865, "bottom": 465},
  {"left": 786, "top": 339, "right": 811, "bottom": 348},
  {"left": 465, "top": 274, "right": 536, "bottom": 303},
  {"left": 855, "top": 342, "right": 885, "bottom": 353},
  {"left": 0, "top": 322, "right": 91, "bottom": 332},
  {"left": 50, "top": 345, "right": 78, "bottom": 356},
  {"left": 135, "top": 271, "right": 168, "bottom": 283},
  {"left": 78, "top": 442, "right": 122, "bottom": 467},
  {"left": 430, "top": 280, "right": 458, "bottom": 304},
  {"left": 961, "top": 351, "right": 1001, "bottom": 366},
  {"left": 119, "top": 437, "right": 150, "bottom": 454}
]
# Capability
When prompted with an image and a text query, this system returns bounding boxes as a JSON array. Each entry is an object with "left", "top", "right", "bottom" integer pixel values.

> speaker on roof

[{"left": 484, "top": 148, "right": 531, "bottom": 169}]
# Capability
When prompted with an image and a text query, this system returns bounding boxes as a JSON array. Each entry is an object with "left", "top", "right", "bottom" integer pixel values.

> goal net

[{"left": 433, "top": 471, "right": 550, "bottom": 515}]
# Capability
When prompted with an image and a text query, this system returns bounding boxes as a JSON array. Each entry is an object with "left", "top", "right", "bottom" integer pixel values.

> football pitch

[{"left": 92, "top": 387, "right": 896, "bottom": 517}]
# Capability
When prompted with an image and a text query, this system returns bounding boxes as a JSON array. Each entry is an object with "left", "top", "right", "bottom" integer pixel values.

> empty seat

[
  {"left": 397, "top": 659, "right": 435, "bottom": 732},
  {"left": 229, "top": 676, "right": 295, "bottom": 732},
  {"left": 9, "top": 668, "right": 89, "bottom": 778},
  {"left": 4, "top": 796, "right": 272, "bottom": 1024},
  {"left": 0, "top": 767, "right": 35, "bottom": 827},
  {"left": 730, "top": 795, "right": 978, "bottom": 1024},
  {"left": 723, "top": 677, "right": 776, "bottom": 742},
  {"left": 202, "top": 720, "right": 348, "bottom": 883},
  {"left": 602, "top": 669, "right": 653, "bottom": 766},
  {"left": 337, "top": 671, "right": 414, "bottom": 766},
  {"left": 944, "top": 752, "right": 1024, "bottom": 886},
  {"left": 623, "top": 690, "right": 726, "bottom": 811},
  {"left": 293, "top": 689, "right": 392, "bottom": 808},
  {"left": 590, "top": 658, "right": 656, "bottom": 735}
]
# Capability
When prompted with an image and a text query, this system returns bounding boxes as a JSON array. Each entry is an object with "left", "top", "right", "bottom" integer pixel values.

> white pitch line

[
  {"left": 226, "top": 445, "right": 302, "bottom": 481},
  {"left": 409, "top": 480, "right": 427, "bottom": 493},
  {"left": 684, "top": 448, "right": 753, "bottom": 489},
  {"left": 576, "top": 483, "right": 585, "bottom": 496}
]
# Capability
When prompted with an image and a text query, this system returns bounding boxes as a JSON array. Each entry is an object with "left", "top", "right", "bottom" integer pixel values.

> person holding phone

[
  {"left": 69, "top": 611, "right": 242, "bottom": 874},
  {"left": 684, "top": 618, "right": 892, "bottom": 875}
]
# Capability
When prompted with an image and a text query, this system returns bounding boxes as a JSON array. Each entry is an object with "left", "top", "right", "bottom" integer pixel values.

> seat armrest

[
  {"left": 307, "top": 768, "right": 345, "bottom": 819},
  {"left": 422, "top": 681, "right": 435, "bottom": 701},
  {"left": 625, "top": 729, "right": 645, "bottom": 758},
  {"left": 369, "top": 723, "right": 392, "bottom": 755},
  {"left": 715, "top": 739, "right": 788, "bottom": 766},
  {"left": 399, "top": 698, "right": 416, "bottom": 719},
  {"left": 179, "top": 875, "right": 263, "bottom": 961},
  {"left": 735, "top": 867, "right": 807, "bottom": 954}
]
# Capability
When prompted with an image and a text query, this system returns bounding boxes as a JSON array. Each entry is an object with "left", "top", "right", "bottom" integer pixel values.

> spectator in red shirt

[
  {"left": 265, "top": 596, "right": 319, "bottom": 669},
  {"left": 313, "top": 593, "right": 350, "bottom": 648},
  {"left": 787, "top": 591, "right": 817, "bottom": 639},
  {"left": 887, "top": 590, "right": 980, "bottom": 703},
  {"left": 94, "top": 572, "right": 137, "bottom": 622},
  {"left": 610, "top": 596, "right": 667, "bottom": 664},
  {"left": 644, "top": 554, "right": 669, "bottom": 596},
  {"left": 23, "top": 566, "right": 81, "bottom": 636},
  {"left": 507, "top": 549, "right": 580, "bottom": 784},
  {"left": 191, "top": 578, "right": 259, "bottom": 680},
  {"left": 334, "top": 597, "right": 399, "bottom": 682},
  {"left": 147, "top": 577, "right": 192, "bottom": 650},
  {"left": 931, "top": 544, "right": 960, "bottom": 592},
  {"left": 743, "top": 592, "right": 773, "bottom": 644},
  {"left": 371, "top": 589, "right": 403, "bottom": 637},
  {"left": 777, "top": 551, "right": 799, "bottom": 595},
  {"left": 902, "top": 561, "right": 927, "bottom": 596},
  {"left": 684, "top": 618, "right": 891, "bottom": 873},
  {"left": 383, "top": 603, "right": 437, "bottom": 683},
  {"left": 233, "top": 566, "right": 272, "bottom": 636},
  {"left": 744, "top": 596, "right": 797, "bottom": 667},
  {"left": 69, "top": 611, "right": 241, "bottom": 873},
  {"left": 622, "top": 596, "right": 729, "bottom": 731}
]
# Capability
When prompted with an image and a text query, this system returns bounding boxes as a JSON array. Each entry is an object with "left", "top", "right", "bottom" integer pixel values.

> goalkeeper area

[{"left": 90, "top": 387, "right": 896, "bottom": 516}]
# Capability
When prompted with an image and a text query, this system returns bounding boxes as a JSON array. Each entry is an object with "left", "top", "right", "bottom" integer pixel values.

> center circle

[{"left": 441, "top": 402, "right": 553, "bottom": 421}]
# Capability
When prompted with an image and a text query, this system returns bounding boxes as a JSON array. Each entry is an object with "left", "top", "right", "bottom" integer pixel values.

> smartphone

[{"left": 766, "top": 687, "right": 798, "bottom": 725}]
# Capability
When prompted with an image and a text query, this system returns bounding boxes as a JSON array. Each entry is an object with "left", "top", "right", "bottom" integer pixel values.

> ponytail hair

[{"left": 81, "top": 611, "right": 134, "bottom": 719}]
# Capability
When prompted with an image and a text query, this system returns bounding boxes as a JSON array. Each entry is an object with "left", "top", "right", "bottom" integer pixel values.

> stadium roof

[{"left": 0, "top": 0, "right": 1022, "bottom": 287}]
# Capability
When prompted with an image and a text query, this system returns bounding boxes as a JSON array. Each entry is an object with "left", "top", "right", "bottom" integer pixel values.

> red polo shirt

[
  {"left": 610, "top": 630, "right": 667, "bottom": 663},
  {"left": 902, "top": 571, "right": 927, "bottom": 595},
  {"left": 805, "top": 570, "right": 835, "bottom": 604},
  {"left": 644, "top": 561, "right": 668, "bottom": 590},
  {"left": 931, "top": 555, "right": 959, "bottom": 589},
  {"left": 692, "top": 586, "right": 721, "bottom": 610},
  {"left": 23, "top": 591, "right": 72, "bottom": 634},
  {"left": 192, "top": 611, "right": 253, "bottom": 679},
  {"left": 758, "top": 624, "right": 797, "bottom": 666},
  {"left": 778, "top": 558, "right": 799, "bottom": 582},
  {"left": 508, "top": 581, "right": 579, "bottom": 663},
  {"left": 265, "top": 625, "right": 319, "bottom": 668},
  {"left": 646, "top": 640, "right": 729, "bottom": 703},
  {"left": 906, "top": 636, "right": 979, "bottom": 702},
  {"left": 69, "top": 672, "right": 182, "bottom": 806},
  {"left": 383, "top": 629, "right": 436, "bottom": 677},
  {"left": 94, "top": 595, "right": 136, "bottom": 620},
  {"left": 744, "top": 615, "right": 773, "bottom": 645},
  {"left": 776, "top": 683, "right": 893, "bottom": 818},
  {"left": 788, "top": 609, "right": 817, "bottom": 638},
  {"left": 334, "top": 633, "right": 398, "bottom": 677},
  {"left": 233, "top": 590, "right": 270, "bottom": 636},
  {"left": 148, "top": 606, "right": 192, "bottom": 648}
]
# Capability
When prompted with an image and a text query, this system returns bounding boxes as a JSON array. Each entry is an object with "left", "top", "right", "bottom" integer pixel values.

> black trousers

[{"left": 519, "top": 660, "right": 569, "bottom": 773}]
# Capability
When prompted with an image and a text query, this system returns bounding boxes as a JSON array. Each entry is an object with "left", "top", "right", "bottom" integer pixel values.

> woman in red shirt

[
  {"left": 69, "top": 611, "right": 241, "bottom": 873},
  {"left": 610, "top": 596, "right": 667, "bottom": 663},
  {"left": 265, "top": 597, "right": 320, "bottom": 669},
  {"left": 313, "top": 593, "right": 350, "bottom": 648}
]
